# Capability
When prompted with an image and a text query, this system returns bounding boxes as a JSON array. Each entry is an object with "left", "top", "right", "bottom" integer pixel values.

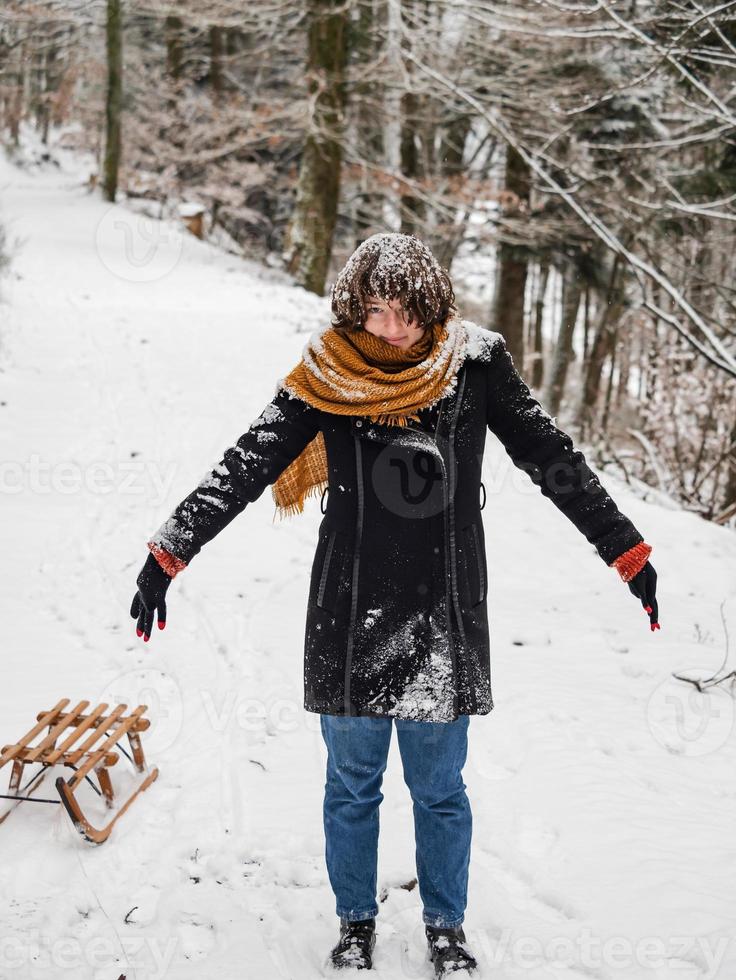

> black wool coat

[{"left": 148, "top": 323, "right": 648, "bottom": 722}]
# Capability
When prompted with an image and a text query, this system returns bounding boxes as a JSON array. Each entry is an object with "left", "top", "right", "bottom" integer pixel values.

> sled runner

[{"left": 0, "top": 699, "right": 159, "bottom": 844}]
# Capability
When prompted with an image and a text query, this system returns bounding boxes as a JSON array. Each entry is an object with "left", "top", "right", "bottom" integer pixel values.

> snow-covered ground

[{"left": 1, "top": 136, "right": 735, "bottom": 980}]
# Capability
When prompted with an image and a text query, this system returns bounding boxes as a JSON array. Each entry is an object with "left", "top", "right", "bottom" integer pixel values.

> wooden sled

[{"left": 0, "top": 699, "right": 159, "bottom": 844}]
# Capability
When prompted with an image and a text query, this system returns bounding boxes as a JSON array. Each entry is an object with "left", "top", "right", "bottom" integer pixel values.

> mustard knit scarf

[{"left": 272, "top": 315, "right": 468, "bottom": 519}]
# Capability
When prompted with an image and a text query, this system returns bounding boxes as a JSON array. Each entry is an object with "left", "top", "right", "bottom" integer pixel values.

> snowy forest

[
  {"left": 2, "top": 0, "right": 736, "bottom": 524},
  {"left": 1, "top": 3, "right": 736, "bottom": 980}
]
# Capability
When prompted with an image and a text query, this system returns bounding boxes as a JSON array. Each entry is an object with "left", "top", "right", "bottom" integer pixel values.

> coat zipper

[
  {"left": 317, "top": 529, "right": 337, "bottom": 608},
  {"left": 446, "top": 368, "right": 467, "bottom": 648},
  {"left": 470, "top": 522, "right": 485, "bottom": 605},
  {"left": 436, "top": 452, "right": 458, "bottom": 712},
  {"left": 343, "top": 432, "right": 364, "bottom": 713},
  {"left": 433, "top": 371, "right": 466, "bottom": 718}
]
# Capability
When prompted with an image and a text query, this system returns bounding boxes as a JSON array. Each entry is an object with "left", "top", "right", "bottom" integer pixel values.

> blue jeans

[{"left": 320, "top": 713, "right": 472, "bottom": 929}]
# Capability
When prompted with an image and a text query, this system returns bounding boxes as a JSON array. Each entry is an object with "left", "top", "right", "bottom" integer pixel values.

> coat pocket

[
  {"left": 461, "top": 521, "right": 487, "bottom": 607},
  {"left": 314, "top": 527, "right": 347, "bottom": 614}
]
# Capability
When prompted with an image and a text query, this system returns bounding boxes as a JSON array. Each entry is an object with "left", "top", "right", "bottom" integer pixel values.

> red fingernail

[
  {"left": 136, "top": 628, "right": 142, "bottom": 637},
  {"left": 651, "top": 622, "right": 660, "bottom": 631},
  {"left": 144, "top": 633, "right": 149, "bottom": 642},
  {"left": 158, "top": 620, "right": 165, "bottom": 629},
  {"left": 644, "top": 606, "right": 652, "bottom": 614}
]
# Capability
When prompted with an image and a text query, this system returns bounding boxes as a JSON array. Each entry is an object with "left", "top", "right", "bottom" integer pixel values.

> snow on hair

[{"left": 329, "top": 232, "right": 458, "bottom": 332}]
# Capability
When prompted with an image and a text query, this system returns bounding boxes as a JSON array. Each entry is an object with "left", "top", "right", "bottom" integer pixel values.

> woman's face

[{"left": 363, "top": 295, "right": 425, "bottom": 350}]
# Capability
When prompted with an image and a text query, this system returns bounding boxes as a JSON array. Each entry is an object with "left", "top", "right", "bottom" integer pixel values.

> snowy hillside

[{"left": 1, "top": 142, "right": 735, "bottom": 980}]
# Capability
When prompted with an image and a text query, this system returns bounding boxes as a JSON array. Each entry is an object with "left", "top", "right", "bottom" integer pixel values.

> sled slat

[
  {"left": 67, "top": 706, "right": 148, "bottom": 787},
  {"left": 24, "top": 702, "right": 91, "bottom": 763},
  {"left": 0, "top": 699, "right": 70, "bottom": 768},
  {"left": 27, "top": 701, "right": 89, "bottom": 762},
  {"left": 7, "top": 747, "right": 119, "bottom": 768},
  {"left": 35, "top": 707, "right": 150, "bottom": 734},
  {"left": 42, "top": 703, "right": 111, "bottom": 765},
  {"left": 63, "top": 704, "right": 128, "bottom": 765}
]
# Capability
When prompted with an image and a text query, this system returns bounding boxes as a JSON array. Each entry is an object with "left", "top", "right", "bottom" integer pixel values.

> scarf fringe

[
  {"left": 368, "top": 411, "right": 421, "bottom": 426},
  {"left": 272, "top": 478, "right": 329, "bottom": 522}
]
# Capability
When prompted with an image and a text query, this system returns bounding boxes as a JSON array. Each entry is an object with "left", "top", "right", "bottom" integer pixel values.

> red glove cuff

[
  {"left": 609, "top": 541, "right": 652, "bottom": 583},
  {"left": 147, "top": 541, "right": 188, "bottom": 579}
]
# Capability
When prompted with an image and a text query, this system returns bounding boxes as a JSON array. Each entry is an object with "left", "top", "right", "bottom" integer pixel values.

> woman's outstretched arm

[
  {"left": 146, "top": 386, "right": 320, "bottom": 575},
  {"left": 484, "top": 334, "right": 652, "bottom": 580}
]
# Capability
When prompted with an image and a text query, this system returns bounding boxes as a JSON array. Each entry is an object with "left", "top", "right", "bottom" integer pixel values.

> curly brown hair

[{"left": 330, "top": 233, "right": 458, "bottom": 333}]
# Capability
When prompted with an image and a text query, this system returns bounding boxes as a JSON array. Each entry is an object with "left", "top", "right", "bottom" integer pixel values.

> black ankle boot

[
  {"left": 329, "top": 916, "right": 376, "bottom": 970},
  {"left": 425, "top": 923, "right": 477, "bottom": 977}
]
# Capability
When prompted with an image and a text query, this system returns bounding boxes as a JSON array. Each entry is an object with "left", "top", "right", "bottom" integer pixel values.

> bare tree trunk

[
  {"left": 37, "top": 39, "right": 58, "bottom": 144},
  {"left": 616, "top": 319, "right": 631, "bottom": 404},
  {"left": 432, "top": 116, "right": 469, "bottom": 265},
  {"left": 601, "top": 332, "right": 617, "bottom": 435},
  {"left": 399, "top": 91, "right": 423, "bottom": 233},
  {"left": 434, "top": 133, "right": 495, "bottom": 271},
  {"left": 9, "top": 42, "right": 26, "bottom": 146},
  {"left": 399, "top": 105, "right": 422, "bottom": 229},
  {"left": 285, "top": 0, "right": 348, "bottom": 295},
  {"left": 226, "top": 27, "right": 243, "bottom": 56},
  {"left": 350, "top": 0, "right": 385, "bottom": 242},
  {"left": 398, "top": 0, "right": 427, "bottom": 235},
  {"left": 582, "top": 282, "right": 591, "bottom": 361},
  {"left": 102, "top": 0, "right": 122, "bottom": 204},
  {"left": 491, "top": 145, "right": 531, "bottom": 367},
  {"left": 544, "top": 263, "right": 582, "bottom": 417},
  {"left": 576, "top": 253, "right": 623, "bottom": 438},
  {"left": 531, "top": 261, "right": 549, "bottom": 389},
  {"left": 165, "top": 15, "right": 183, "bottom": 80}
]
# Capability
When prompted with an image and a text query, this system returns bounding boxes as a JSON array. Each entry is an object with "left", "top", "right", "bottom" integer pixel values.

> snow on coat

[{"left": 147, "top": 322, "right": 649, "bottom": 722}]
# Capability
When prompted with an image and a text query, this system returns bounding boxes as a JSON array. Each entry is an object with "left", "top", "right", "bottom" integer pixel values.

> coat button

[{"left": 355, "top": 419, "right": 363, "bottom": 427}]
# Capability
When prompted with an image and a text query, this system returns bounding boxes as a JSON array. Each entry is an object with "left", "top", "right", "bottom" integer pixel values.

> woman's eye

[{"left": 368, "top": 306, "right": 383, "bottom": 314}]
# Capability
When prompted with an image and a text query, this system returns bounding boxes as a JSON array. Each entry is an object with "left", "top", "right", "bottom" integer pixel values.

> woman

[{"left": 131, "top": 233, "right": 659, "bottom": 976}]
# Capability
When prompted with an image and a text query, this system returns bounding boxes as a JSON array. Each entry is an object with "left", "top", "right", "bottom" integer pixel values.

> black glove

[
  {"left": 130, "top": 552, "right": 172, "bottom": 642},
  {"left": 627, "top": 560, "right": 660, "bottom": 631}
]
